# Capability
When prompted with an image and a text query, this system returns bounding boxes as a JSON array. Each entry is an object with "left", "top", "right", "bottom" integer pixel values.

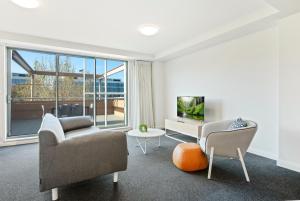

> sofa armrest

[
  {"left": 39, "top": 130, "right": 128, "bottom": 191},
  {"left": 59, "top": 116, "right": 93, "bottom": 132},
  {"left": 201, "top": 120, "right": 232, "bottom": 138},
  {"left": 39, "top": 130, "right": 59, "bottom": 146}
]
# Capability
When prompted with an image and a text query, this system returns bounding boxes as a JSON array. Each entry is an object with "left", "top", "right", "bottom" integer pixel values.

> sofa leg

[
  {"left": 113, "top": 172, "right": 118, "bottom": 183},
  {"left": 237, "top": 148, "right": 250, "bottom": 182},
  {"left": 52, "top": 188, "right": 58, "bottom": 201},
  {"left": 208, "top": 147, "right": 214, "bottom": 180}
]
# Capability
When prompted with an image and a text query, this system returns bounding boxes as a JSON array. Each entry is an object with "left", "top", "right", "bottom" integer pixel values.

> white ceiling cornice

[
  {"left": 155, "top": 0, "right": 300, "bottom": 61},
  {"left": 0, "top": 31, "right": 155, "bottom": 61}
]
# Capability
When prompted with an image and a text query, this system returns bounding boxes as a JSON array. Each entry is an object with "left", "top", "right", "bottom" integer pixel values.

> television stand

[
  {"left": 165, "top": 118, "right": 204, "bottom": 144},
  {"left": 176, "top": 119, "right": 185, "bottom": 123}
]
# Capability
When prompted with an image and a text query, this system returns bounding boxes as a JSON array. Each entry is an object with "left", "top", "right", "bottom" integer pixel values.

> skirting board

[
  {"left": 247, "top": 148, "right": 300, "bottom": 173},
  {"left": 247, "top": 147, "right": 278, "bottom": 161},
  {"left": 0, "top": 138, "right": 38, "bottom": 147},
  {"left": 277, "top": 160, "right": 300, "bottom": 173}
]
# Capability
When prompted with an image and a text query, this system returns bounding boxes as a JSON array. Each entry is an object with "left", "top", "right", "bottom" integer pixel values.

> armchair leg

[
  {"left": 51, "top": 188, "right": 58, "bottom": 201},
  {"left": 208, "top": 147, "right": 214, "bottom": 180},
  {"left": 237, "top": 148, "right": 250, "bottom": 182},
  {"left": 113, "top": 172, "right": 118, "bottom": 183}
]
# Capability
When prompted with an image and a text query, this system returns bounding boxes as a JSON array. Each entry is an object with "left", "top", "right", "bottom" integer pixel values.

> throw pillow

[
  {"left": 59, "top": 116, "right": 93, "bottom": 132},
  {"left": 229, "top": 117, "right": 248, "bottom": 129}
]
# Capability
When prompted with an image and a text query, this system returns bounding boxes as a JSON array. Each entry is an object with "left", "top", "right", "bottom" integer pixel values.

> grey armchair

[
  {"left": 39, "top": 114, "right": 128, "bottom": 200},
  {"left": 199, "top": 120, "right": 257, "bottom": 182}
]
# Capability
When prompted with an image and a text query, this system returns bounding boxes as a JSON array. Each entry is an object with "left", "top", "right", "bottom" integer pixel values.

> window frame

[{"left": 6, "top": 46, "right": 128, "bottom": 139}]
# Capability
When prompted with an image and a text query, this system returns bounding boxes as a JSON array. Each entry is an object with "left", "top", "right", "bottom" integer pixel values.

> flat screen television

[{"left": 177, "top": 96, "right": 205, "bottom": 121}]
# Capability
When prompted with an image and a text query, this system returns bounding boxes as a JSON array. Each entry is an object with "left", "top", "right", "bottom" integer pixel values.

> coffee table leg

[
  {"left": 145, "top": 139, "right": 147, "bottom": 154},
  {"left": 158, "top": 136, "right": 161, "bottom": 147},
  {"left": 135, "top": 136, "right": 162, "bottom": 154},
  {"left": 136, "top": 137, "right": 147, "bottom": 154}
]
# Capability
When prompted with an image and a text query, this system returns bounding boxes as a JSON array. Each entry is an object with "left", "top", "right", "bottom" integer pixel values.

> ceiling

[{"left": 0, "top": 0, "right": 299, "bottom": 60}]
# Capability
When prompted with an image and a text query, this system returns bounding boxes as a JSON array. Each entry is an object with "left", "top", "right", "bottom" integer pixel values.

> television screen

[{"left": 177, "top": 96, "right": 205, "bottom": 120}]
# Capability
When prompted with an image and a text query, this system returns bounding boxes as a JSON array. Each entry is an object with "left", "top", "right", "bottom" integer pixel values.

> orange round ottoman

[{"left": 172, "top": 143, "right": 208, "bottom": 172}]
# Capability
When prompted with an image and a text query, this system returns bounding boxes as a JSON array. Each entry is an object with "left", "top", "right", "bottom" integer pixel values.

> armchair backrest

[
  {"left": 205, "top": 120, "right": 257, "bottom": 158},
  {"left": 59, "top": 116, "right": 93, "bottom": 132},
  {"left": 39, "top": 113, "right": 65, "bottom": 146}
]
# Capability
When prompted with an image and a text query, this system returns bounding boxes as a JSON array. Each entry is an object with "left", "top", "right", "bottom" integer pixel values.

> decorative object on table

[
  {"left": 172, "top": 143, "right": 208, "bottom": 172},
  {"left": 139, "top": 124, "right": 148, "bottom": 132}
]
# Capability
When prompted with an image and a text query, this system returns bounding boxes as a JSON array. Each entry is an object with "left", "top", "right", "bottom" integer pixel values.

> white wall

[
  {"left": 278, "top": 13, "right": 300, "bottom": 172},
  {"left": 162, "top": 27, "right": 279, "bottom": 159},
  {"left": 152, "top": 13, "right": 300, "bottom": 172}
]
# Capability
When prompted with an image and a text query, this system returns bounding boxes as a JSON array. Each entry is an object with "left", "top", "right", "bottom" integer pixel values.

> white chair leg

[
  {"left": 237, "top": 148, "right": 250, "bottom": 182},
  {"left": 51, "top": 188, "right": 58, "bottom": 201},
  {"left": 208, "top": 147, "right": 214, "bottom": 180},
  {"left": 113, "top": 172, "right": 118, "bottom": 183}
]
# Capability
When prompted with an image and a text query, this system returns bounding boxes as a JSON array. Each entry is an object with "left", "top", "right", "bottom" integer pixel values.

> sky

[{"left": 12, "top": 49, "right": 125, "bottom": 81}]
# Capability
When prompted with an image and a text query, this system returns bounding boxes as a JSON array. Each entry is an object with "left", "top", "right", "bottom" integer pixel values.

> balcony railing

[
  {"left": 9, "top": 97, "right": 125, "bottom": 137},
  {"left": 11, "top": 97, "right": 124, "bottom": 119}
]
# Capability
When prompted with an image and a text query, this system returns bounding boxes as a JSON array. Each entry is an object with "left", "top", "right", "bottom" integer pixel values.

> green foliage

[
  {"left": 139, "top": 124, "right": 148, "bottom": 132},
  {"left": 177, "top": 97, "right": 204, "bottom": 120},
  {"left": 12, "top": 56, "right": 84, "bottom": 101},
  {"left": 177, "top": 98, "right": 185, "bottom": 113}
]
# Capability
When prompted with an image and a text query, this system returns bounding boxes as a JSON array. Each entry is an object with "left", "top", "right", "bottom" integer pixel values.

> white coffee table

[{"left": 127, "top": 128, "right": 166, "bottom": 154}]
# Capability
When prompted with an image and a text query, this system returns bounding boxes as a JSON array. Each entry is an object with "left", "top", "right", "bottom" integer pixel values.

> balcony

[{"left": 10, "top": 98, "right": 125, "bottom": 137}]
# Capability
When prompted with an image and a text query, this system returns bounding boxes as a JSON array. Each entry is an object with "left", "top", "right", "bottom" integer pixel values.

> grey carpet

[{"left": 0, "top": 134, "right": 299, "bottom": 201}]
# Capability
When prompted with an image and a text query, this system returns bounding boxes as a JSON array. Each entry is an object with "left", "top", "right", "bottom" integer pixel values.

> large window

[{"left": 7, "top": 48, "right": 127, "bottom": 138}]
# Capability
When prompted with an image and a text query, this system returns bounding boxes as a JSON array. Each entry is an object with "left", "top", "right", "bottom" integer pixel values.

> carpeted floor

[{"left": 0, "top": 134, "right": 299, "bottom": 201}]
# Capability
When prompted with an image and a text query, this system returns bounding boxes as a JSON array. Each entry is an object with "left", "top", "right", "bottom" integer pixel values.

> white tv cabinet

[{"left": 165, "top": 118, "right": 204, "bottom": 143}]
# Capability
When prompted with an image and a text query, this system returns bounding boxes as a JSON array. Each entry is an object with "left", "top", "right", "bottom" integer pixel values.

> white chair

[{"left": 199, "top": 120, "right": 257, "bottom": 182}]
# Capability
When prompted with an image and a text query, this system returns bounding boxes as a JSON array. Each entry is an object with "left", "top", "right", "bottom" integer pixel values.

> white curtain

[{"left": 128, "top": 60, "right": 154, "bottom": 129}]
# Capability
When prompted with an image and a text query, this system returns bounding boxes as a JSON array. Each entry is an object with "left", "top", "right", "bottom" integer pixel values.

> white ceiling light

[
  {"left": 138, "top": 24, "right": 160, "bottom": 36},
  {"left": 11, "top": 0, "right": 40, "bottom": 8}
]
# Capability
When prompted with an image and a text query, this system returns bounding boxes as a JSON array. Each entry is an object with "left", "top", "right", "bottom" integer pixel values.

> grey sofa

[
  {"left": 200, "top": 120, "right": 257, "bottom": 182},
  {"left": 39, "top": 114, "right": 128, "bottom": 200}
]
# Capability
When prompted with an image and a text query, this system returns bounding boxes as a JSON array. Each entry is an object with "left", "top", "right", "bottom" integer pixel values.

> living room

[{"left": 0, "top": 0, "right": 300, "bottom": 201}]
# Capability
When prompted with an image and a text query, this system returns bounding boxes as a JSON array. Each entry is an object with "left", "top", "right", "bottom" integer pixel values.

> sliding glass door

[
  {"left": 7, "top": 48, "right": 127, "bottom": 138},
  {"left": 84, "top": 59, "right": 95, "bottom": 119},
  {"left": 58, "top": 56, "right": 84, "bottom": 118},
  {"left": 106, "top": 60, "right": 126, "bottom": 127},
  {"left": 95, "top": 59, "right": 127, "bottom": 128},
  {"left": 95, "top": 59, "right": 106, "bottom": 127},
  {"left": 7, "top": 49, "right": 56, "bottom": 137}
]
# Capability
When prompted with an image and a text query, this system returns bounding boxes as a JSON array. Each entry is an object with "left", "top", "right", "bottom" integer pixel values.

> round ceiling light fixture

[
  {"left": 138, "top": 24, "right": 160, "bottom": 36},
  {"left": 11, "top": 0, "right": 40, "bottom": 8}
]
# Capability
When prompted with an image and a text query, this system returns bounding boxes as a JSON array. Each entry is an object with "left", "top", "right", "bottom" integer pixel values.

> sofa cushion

[
  {"left": 59, "top": 116, "right": 93, "bottom": 132},
  {"left": 39, "top": 113, "right": 65, "bottom": 143}
]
